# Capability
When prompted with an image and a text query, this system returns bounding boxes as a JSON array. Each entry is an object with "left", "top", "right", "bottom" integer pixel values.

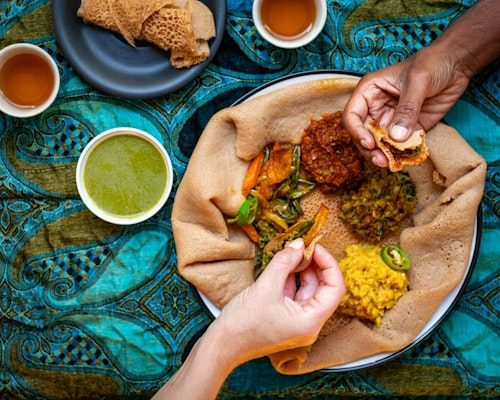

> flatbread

[
  {"left": 140, "top": 6, "right": 196, "bottom": 53},
  {"left": 77, "top": 0, "right": 215, "bottom": 67},
  {"left": 293, "top": 234, "right": 323, "bottom": 273},
  {"left": 367, "top": 119, "right": 429, "bottom": 172},
  {"left": 77, "top": 0, "right": 176, "bottom": 47},
  {"left": 171, "top": 78, "right": 486, "bottom": 373},
  {"left": 170, "top": 0, "right": 215, "bottom": 68}
]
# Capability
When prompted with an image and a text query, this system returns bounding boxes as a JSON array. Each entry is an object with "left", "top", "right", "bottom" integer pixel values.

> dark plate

[
  {"left": 52, "top": 0, "right": 226, "bottom": 99},
  {"left": 192, "top": 70, "right": 482, "bottom": 371}
]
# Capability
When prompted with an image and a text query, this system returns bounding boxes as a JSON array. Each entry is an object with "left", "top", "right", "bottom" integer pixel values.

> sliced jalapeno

[
  {"left": 381, "top": 245, "right": 411, "bottom": 271},
  {"left": 236, "top": 197, "right": 259, "bottom": 226}
]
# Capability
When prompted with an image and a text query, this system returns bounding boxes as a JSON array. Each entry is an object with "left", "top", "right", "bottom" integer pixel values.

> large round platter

[
  {"left": 194, "top": 70, "right": 482, "bottom": 371},
  {"left": 52, "top": 0, "right": 226, "bottom": 99}
]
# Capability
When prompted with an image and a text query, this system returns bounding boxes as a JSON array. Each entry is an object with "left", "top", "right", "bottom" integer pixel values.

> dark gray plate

[{"left": 52, "top": 0, "right": 226, "bottom": 99}]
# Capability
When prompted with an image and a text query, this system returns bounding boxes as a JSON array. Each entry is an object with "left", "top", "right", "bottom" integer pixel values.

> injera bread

[
  {"left": 367, "top": 119, "right": 429, "bottom": 172},
  {"left": 78, "top": 0, "right": 215, "bottom": 65},
  {"left": 77, "top": 0, "right": 179, "bottom": 47},
  {"left": 171, "top": 78, "right": 486, "bottom": 374},
  {"left": 139, "top": 3, "right": 196, "bottom": 53},
  {"left": 170, "top": 0, "right": 215, "bottom": 68}
]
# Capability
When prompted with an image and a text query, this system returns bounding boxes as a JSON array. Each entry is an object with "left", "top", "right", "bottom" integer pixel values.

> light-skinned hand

[
  {"left": 153, "top": 239, "right": 346, "bottom": 400},
  {"left": 214, "top": 238, "right": 346, "bottom": 366}
]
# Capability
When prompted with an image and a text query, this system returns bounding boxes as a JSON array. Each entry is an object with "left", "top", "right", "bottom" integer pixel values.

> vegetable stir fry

[
  {"left": 338, "top": 168, "right": 417, "bottom": 242},
  {"left": 228, "top": 142, "right": 327, "bottom": 277}
]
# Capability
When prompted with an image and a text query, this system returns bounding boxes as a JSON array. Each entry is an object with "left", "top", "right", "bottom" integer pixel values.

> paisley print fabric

[{"left": 0, "top": 0, "right": 498, "bottom": 398}]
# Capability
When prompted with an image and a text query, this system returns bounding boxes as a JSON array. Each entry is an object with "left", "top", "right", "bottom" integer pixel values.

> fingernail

[
  {"left": 390, "top": 125, "right": 408, "bottom": 141},
  {"left": 371, "top": 156, "right": 382, "bottom": 167},
  {"left": 287, "top": 238, "right": 304, "bottom": 249},
  {"left": 360, "top": 139, "right": 370, "bottom": 149}
]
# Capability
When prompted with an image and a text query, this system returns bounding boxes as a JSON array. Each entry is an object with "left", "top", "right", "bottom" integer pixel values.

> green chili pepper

[
  {"left": 381, "top": 245, "right": 411, "bottom": 271},
  {"left": 291, "top": 198, "right": 303, "bottom": 215},
  {"left": 291, "top": 145, "right": 301, "bottom": 186},
  {"left": 269, "top": 198, "right": 300, "bottom": 224},
  {"left": 274, "top": 178, "right": 294, "bottom": 198},
  {"left": 293, "top": 220, "right": 314, "bottom": 238},
  {"left": 233, "top": 197, "right": 259, "bottom": 226},
  {"left": 287, "top": 178, "right": 316, "bottom": 199}
]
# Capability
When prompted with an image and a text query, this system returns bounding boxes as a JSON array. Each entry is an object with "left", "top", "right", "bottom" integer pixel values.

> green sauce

[{"left": 83, "top": 134, "right": 168, "bottom": 217}]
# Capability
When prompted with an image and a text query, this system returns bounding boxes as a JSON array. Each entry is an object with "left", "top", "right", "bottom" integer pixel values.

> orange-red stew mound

[{"left": 300, "top": 111, "right": 364, "bottom": 193}]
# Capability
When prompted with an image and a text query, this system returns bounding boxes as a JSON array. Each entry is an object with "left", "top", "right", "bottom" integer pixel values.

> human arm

[
  {"left": 342, "top": 0, "right": 500, "bottom": 167},
  {"left": 151, "top": 239, "right": 346, "bottom": 400}
]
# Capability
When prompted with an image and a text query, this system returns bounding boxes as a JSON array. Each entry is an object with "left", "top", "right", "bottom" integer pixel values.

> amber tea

[
  {"left": 0, "top": 52, "right": 55, "bottom": 108},
  {"left": 260, "top": 0, "right": 317, "bottom": 40}
]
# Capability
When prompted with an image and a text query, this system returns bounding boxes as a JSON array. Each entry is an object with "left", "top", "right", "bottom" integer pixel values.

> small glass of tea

[
  {"left": 0, "top": 43, "right": 60, "bottom": 118},
  {"left": 252, "top": 0, "right": 327, "bottom": 49}
]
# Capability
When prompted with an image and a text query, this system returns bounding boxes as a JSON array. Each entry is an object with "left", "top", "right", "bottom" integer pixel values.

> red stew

[{"left": 300, "top": 112, "right": 364, "bottom": 193}]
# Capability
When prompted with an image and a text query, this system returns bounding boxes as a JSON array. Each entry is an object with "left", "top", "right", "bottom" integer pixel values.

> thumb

[
  {"left": 258, "top": 239, "right": 305, "bottom": 283},
  {"left": 390, "top": 82, "right": 426, "bottom": 141}
]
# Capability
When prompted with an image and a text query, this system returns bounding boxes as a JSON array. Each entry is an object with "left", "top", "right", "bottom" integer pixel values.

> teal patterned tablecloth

[{"left": 1, "top": 0, "right": 498, "bottom": 398}]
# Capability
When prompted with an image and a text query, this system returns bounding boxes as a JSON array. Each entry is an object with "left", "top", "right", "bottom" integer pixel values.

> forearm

[
  {"left": 151, "top": 321, "right": 241, "bottom": 400},
  {"left": 430, "top": 0, "right": 500, "bottom": 77},
  {"left": 151, "top": 241, "right": 346, "bottom": 400}
]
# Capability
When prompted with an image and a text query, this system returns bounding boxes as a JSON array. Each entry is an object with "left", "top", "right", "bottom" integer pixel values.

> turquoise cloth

[{"left": 0, "top": 0, "right": 498, "bottom": 398}]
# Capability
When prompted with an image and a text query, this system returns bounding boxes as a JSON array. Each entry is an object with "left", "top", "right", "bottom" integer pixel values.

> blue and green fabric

[{"left": 0, "top": 0, "right": 498, "bottom": 398}]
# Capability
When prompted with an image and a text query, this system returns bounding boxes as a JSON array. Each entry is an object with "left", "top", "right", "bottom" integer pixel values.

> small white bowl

[
  {"left": 76, "top": 127, "right": 173, "bottom": 225},
  {"left": 252, "top": 0, "right": 327, "bottom": 49},
  {"left": 0, "top": 43, "right": 60, "bottom": 118}
]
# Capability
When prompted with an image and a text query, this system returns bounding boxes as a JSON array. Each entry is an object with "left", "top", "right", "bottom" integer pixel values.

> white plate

[{"left": 195, "top": 70, "right": 481, "bottom": 371}]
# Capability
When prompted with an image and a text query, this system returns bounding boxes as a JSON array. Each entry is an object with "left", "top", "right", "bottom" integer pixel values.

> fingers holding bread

[{"left": 367, "top": 119, "right": 429, "bottom": 172}]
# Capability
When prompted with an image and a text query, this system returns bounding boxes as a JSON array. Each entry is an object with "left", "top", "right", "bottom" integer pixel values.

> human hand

[
  {"left": 211, "top": 239, "right": 346, "bottom": 366},
  {"left": 342, "top": 46, "right": 471, "bottom": 167},
  {"left": 153, "top": 240, "right": 345, "bottom": 400}
]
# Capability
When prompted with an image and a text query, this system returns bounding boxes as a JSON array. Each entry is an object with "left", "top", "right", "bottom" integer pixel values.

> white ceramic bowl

[
  {"left": 0, "top": 43, "right": 60, "bottom": 118},
  {"left": 76, "top": 127, "right": 173, "bottom": 225},
  {"left": 252, "top": 0, "right": 327, "bottom": 49}
]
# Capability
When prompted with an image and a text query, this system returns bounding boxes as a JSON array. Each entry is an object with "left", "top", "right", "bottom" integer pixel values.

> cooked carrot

[
  {"left": 256, "top": 145, "right": 293, "bottom": 200},
  {"left": 241, "top": 151, "right": 265, "bottom": 197},
  {"left": 241, "top": 224, "right": 260, "bottom": 243},
  {"left": 303, "top": 204, "right": 329, "bottom": 246}
]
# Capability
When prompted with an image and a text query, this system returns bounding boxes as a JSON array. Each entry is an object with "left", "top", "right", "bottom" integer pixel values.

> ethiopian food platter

[{"left": 171, "top": 72, "right": 486, "bottom": 373}]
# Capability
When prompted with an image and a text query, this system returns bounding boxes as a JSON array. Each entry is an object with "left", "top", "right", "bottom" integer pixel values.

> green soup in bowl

[{"left": 76, "top": 128, "right": 173, "bottom": 224}]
